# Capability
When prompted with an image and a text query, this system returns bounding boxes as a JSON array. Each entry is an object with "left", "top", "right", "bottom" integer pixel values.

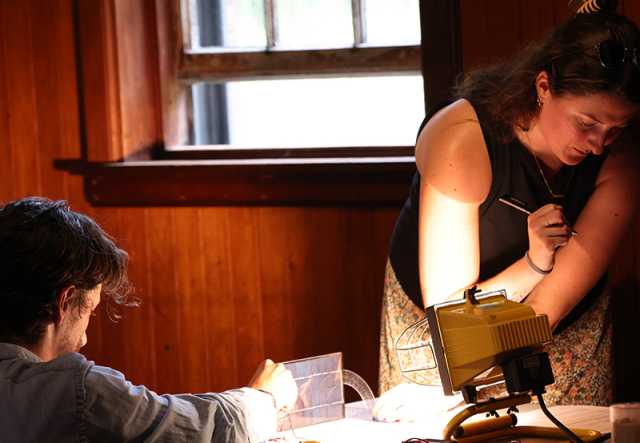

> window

[
  {"left": 60, "top": 0, "right": 461, "bottom": 205},
  {"left": 181, "top": 0, "right": 423, "bottom": 148}
]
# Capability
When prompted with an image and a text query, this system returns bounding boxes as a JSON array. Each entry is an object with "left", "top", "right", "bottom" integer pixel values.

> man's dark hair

[{"left": 0, "top": 197, "right": 134, "bottom": 344}]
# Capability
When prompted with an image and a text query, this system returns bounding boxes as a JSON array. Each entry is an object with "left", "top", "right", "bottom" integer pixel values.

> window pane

[
  {"left": 365, "top": 0, "right": 420, "bottom": 46},
  {"left": 192, "top": 0, "right": 266, "bottom": 49},
  {"left": 276, "top": 0, "right": 353, "bottom": 49},
  {"left": 191, "top": 76, "right": 425, "bottom": 147}
]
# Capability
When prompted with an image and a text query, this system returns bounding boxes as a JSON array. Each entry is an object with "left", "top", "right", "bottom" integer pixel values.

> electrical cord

[{"left": 535, "top": 393, "right": 584, "bottom": 443}]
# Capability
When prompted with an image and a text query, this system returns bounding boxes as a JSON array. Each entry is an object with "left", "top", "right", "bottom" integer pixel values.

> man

[{"left": 0, "top": 197, "right": 297, "bottom": 442}]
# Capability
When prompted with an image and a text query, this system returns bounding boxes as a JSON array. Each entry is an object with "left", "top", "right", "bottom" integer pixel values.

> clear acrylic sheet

[{"left": 277, "top": 352, "right": 375, "bottom": 431}]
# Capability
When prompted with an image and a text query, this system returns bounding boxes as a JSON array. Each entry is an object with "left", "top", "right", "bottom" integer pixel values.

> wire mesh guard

[{"left": 395, "top": 317, "right": 440, "bottom": 386}]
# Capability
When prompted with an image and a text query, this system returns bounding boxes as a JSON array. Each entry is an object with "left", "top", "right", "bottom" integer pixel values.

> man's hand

[{"left": 248, "top": 359, "right": 298, "bottom": 412}]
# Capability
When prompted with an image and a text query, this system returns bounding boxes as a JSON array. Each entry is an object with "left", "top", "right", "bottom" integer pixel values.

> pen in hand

[
  {"left": 498, "top": 195, "right": 532, "bottom": 215},
  {"left": 498, "top": 195, "right": 577, "bottom": 236}
]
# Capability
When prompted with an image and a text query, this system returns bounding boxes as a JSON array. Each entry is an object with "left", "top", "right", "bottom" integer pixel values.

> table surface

[{"left": 276, "top": 403, "right": 611, "bottom": 442}]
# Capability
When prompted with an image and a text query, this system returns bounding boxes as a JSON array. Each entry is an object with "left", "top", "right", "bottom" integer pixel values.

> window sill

[
  {"left": 55, "top": 156, "right": 416, "bottom": 206},
  {"left": 180, "top": 45, "right": 422, "bottom": 81}
]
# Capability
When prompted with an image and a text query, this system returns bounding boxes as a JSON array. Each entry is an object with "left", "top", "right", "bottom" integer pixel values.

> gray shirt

[{"left": 0, "top": 343, "right": 277, "bottom": 443}]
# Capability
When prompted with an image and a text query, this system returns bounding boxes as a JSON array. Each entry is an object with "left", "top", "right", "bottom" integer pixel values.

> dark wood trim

[
  {"left": 75, "top": 0, "right": 123, "bottom": 161},
  {"left": 55, "top": 158, "right": 416, "bottom": 206},
  {"left": 419, "top": 0, "right": 462, "bottom": 110},
  {"left": 179, "top": 45, "right": 422, "bottom": 81},
  {"left": 158, "top": 145, "right": 415, "bottom": 160},
  {"left": 156, "top": 0, "right": 190, "bottom": 146},
  {"left": 75, "top": 0, "right": 163, "bottom": 161}
]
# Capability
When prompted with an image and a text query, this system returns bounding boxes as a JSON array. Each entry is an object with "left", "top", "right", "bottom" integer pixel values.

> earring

[{"left": 537, "top": 96, "right": 544, "bottom": 107}]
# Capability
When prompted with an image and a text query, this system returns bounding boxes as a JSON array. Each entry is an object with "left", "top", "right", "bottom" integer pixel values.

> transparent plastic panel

[
  {"left": 365, "top": 0, "right": 420, "bottom": 46},
  {"left": 279, "top": 353, "right": 344, "bottom": 431},
  {"left": 284, "top": 352, "right": 343, "bottom": 380},
  {"left": 276, "top": 353, "right": 375, "bottom": 433},
  {"left": 191, "top": 0, "right": 266, "bottom": 49},
  {"left": 276, "top": 0, "right": 353, "bottom": 49},
  {"left": 196, "top": 75, "right": 425, "bottom": 147}
]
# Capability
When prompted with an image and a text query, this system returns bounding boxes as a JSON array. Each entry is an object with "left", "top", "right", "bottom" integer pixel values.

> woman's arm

[
  {"left": 416, "top": 99, "right": 575, "bottom": 308},
  {"left": 525, "top": 146, "right": 640, "bottom": 329},
  {"left": 416, "top": 99, "right": 491, "bottom": 307},
  {"left": 474, "top": 201, "right": 574, "bottom": 303}
]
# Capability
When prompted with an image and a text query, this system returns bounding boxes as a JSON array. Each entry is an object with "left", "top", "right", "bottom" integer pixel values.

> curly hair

[
  {"left": 0, "top": 197, "right": 136, "bottom": 344},
  {"left": 454, "top": 12, "right": 640, "bottom": 143}
]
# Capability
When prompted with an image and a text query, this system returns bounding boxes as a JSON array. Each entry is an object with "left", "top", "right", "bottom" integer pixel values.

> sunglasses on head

[{"left": 597, "top": 39, "right": 640, "bottom": 72}]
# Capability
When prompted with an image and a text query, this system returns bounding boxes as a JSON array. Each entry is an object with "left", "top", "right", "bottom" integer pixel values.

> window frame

[{"left": 57, "top": 0, "right": 461, "bottom": 206}]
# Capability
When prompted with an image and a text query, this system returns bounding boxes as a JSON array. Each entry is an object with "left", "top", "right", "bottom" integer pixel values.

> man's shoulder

[
  {"left": 39, "top": 352, "right": 93, "bottom": 375},
  {"left": 0, "top": 345, "right": 92, "bottom": 383},
  {"left": 0, "top": 349, "right": 90, "bottom": 442}
]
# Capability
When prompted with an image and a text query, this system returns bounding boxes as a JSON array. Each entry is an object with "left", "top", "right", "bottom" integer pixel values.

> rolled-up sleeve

[{"left": 83, "top": 365, "right": 277, "bottom": 443}]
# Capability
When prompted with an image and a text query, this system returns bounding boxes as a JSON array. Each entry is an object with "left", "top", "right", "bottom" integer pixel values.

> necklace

[
  {"left": 531, "top": 153, "right": 575, "bottom": 200},
  {"left": 520, "top": 128, "right": 575, "bottom": 200}
]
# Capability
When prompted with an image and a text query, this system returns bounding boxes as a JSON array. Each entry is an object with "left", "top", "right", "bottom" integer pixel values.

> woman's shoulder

[
  {"left": 415, "top": 98, "right": 492, "bottom": 203},
  {"left": 417, "top": 98, "right": 485, "bottom": 151},
  {"left": 423, "top": 98, "right": 481, "bottom": 130}
]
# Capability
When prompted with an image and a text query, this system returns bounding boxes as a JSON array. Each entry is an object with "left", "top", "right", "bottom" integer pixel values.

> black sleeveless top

[{"left": 388, "top": 100, "right": 607, "bottom": 334}]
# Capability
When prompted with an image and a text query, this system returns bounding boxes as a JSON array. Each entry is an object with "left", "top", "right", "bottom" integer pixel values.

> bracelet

[{"left": 525, "top": 251, "right": 552, "bottom": 275}]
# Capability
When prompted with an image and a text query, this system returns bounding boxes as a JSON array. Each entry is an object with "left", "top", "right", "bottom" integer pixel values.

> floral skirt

[{"left": 378, "top": 260, "right": 613, "bottom": 405}]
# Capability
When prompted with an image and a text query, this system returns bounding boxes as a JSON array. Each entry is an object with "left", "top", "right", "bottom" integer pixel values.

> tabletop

[{"left": 274, "top": 403, "right": 611, "bottom": 443}]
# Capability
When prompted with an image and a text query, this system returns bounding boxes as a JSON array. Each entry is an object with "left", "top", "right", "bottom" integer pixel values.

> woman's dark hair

[
  {"left": 0, "top": 197, "right": 136, "bottom": 344},
  {"left": 454, "top": 12, "right": 640, "bottom": 143}
]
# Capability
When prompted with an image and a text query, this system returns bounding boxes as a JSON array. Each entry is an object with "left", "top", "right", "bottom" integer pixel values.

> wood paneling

[
  {"left": 1, "top": 0, "right": 640, "bottom": 404},
  {"left": 420, "top": 0, "right": 462, "bottom": 109},
  {"left": 76, "top": 0, "right": 162, "bottom": 161},
  {"left": 0, "top": 3, "right": 11, "bottom": 203},
  {"left": 1, "top": 1, "right": 42, "bottom": 197},
  {"left": 0, "top": 0, "right": 398, "bottom": 396},
  {"left": 460, "top": 0, "right": 570, "bottom": 71},
  {"left": 155, "top": 0, "right": 189, "bottom": 147},
  {"left": 69, "top": 159, "right": 415, "bottom": 206}
]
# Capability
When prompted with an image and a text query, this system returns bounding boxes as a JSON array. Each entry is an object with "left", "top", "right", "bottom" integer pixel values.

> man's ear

[{"left": 54, "top": 286, "right": 75, "bottom": 325}]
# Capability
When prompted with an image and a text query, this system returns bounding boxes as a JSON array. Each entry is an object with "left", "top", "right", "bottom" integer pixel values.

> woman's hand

[
  {"left": 527, "top": 203, "right": 574, "bottom": 272},
  {"left": 248, "top": 359, "right": 298, "bottom": 412}
]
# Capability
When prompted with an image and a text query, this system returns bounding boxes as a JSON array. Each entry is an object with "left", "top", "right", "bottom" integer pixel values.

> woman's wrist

[{"left": 524, "top": 251, "right": 553, "bottom": 275}]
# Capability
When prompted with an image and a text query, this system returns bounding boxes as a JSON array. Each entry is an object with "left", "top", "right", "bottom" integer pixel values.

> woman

[{"left": 380, "top": 10, "right": 640, "bottom": 406}]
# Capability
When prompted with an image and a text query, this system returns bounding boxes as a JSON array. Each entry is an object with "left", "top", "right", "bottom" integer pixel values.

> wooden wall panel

[
  {"left": 460, "top": 0, "right": 570, "bottom": 71},
  {"left": 460, "top": 0, "right": 640, "bottom": 74},
  {"left": 176, "top": 208, "right": 218, "bottom": 392},
  {"left": 112, "top": 207, "right": 157, "bottom": 386},
  {"left": 0, "top": 1, "right": 42, "bottom": 197},
  {"left": 226, "top": 208, "right": 268, "bottom": 386},
  {"left": 113, "top": 0, "right": 163, "bottom": 159},
  {"left": 75, "top": 0, "right": 122, "bottom": 162},
  {"left": 32, "top": 2, "right": 70, "bottom": 201},
  {"left": 200, "top": 208, "right": 241, "bottom": 392},
  {"left": 2, "top": 0, "right": 640, "bottom": 404},
  {"left": 0, "top": 5, "right": 12, "bottom": 203},
  {"left": 145, "top": 208, "right": 179, "bottom": 392},
  {"left": 80, "top": 205, "right": 397, "bottom": 394},
  {"left": 621, "top": 0, "right": 640, "bottom": 21}
]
